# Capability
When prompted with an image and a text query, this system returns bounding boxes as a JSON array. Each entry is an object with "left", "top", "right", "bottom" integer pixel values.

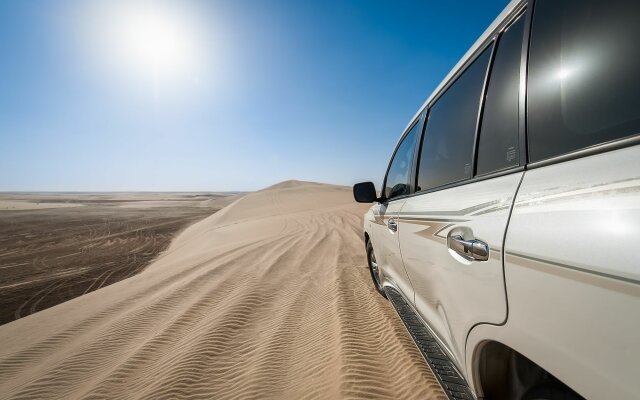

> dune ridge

[{"left": 0, "top": 181, "right": 445, "bottom": 399}]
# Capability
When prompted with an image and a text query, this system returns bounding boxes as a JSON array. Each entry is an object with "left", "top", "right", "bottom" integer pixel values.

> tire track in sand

[{"left": 0, "top": 181, "right": 446, "bottom": 400}]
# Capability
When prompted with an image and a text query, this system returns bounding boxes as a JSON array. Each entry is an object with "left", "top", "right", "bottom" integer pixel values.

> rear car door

[
  {"left": 369, "top": 119, "right": 422, "bottom": 300},
  {"left": 399, "top": 13, "right": 526, "bottom": 367},
  {"left": 503, "top": 1, "right": 640, "bottom": 398}
]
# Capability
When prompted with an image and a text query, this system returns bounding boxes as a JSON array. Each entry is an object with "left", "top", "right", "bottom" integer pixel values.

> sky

[{"left": 0, "top": 0, "right": 509, "bottom": 192}]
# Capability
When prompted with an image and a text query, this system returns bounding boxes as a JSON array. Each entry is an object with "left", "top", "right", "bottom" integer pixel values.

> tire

[{"left": 366, "top": 240, "right": 386, "bottom": 298}]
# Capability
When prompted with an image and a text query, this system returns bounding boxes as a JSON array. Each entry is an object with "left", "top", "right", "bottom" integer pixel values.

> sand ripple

[{"left": 0, "top": 181, "right": 446, "bottom": 399}]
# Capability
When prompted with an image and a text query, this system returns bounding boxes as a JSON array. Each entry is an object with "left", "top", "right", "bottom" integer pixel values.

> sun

[
  {"left": 124, "top": 8, "right": 194, "bottom": 76},
  {"left": 95, "top": 1, "right": 204, "bottom": 100}
]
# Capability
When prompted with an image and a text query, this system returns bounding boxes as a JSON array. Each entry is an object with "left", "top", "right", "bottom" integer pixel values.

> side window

[
  {"left": 528, "top": 0, "right": 640, "bottom": 162},
  {"left": 384, "top": 121, "right": 420, "bottom": 200},
  {"left": 417, "top": 46, "right": 492, "bottom": 191},
  {"left": 476, "top": 15, "right": 525, "bottom": 175}
]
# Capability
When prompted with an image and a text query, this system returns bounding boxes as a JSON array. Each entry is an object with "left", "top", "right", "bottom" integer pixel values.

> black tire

[{"left": 366, "top": 240, "right": 386, "bottom": 298}]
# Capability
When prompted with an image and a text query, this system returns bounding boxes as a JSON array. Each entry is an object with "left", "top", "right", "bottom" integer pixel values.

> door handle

[
  {"left": 447, "top": 235, "right": 489, "bottom": 261},
  {"left": 387, "top": 218, "right": 398, "bottom": 232}
]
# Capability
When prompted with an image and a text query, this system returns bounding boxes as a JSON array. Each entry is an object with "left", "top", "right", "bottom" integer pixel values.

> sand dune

[{"left": 0, "top": 181, "right": 445, "bottom": 399}]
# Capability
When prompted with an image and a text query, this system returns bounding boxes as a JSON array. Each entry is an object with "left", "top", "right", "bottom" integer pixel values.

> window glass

[
  {"left": 528, "top": 0, "right": 640, "bottom": 162},
  {"left": 384, "top": 121, "right": 420, "bottom": 199},
  {"left": 417, "top": 47, "right": 492, "bottom": 191},
  {"left": 476, "top": 15, "right": 524, "bottom": 175}
]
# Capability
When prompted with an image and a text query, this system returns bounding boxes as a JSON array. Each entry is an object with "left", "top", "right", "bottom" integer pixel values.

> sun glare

[
  {"left": 124, "top": 9, "right": 194, "bottom": 74},
  {"left": 92, "top": 1, "right": 205, "bottom": 100}
]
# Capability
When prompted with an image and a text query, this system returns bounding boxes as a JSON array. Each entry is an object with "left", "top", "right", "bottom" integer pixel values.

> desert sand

[
  {"left": 0, "top": 192, "right": 239, "bottom": 325},
  {"left": 0, "top": 181, "right": 445, "bottom": 399}
]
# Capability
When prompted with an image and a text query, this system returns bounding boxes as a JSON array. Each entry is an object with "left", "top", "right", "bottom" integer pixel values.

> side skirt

[{"left": 385, "top": 287, "right": 475, "bottom": 400}]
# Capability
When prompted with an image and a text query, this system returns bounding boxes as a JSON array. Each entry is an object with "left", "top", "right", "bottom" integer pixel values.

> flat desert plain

[
  {"left": 0, "top": 182, "right": 446, "bottom": 399},
  {"left": 0, "top": 192, "right": 241, "bottom": 325}
]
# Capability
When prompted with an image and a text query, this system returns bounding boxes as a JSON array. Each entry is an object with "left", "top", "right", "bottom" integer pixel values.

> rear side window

[
  {"left": 476, "top": 15, "right": 525, "bottom": 175},
  {"left": 528, "top": 0, "right": 640, "bottom": 162},
  {"left": 417, "top": 46, "right": 492, "bottom": 191},
  {"left": 384, "top": 121, "right": 420, "bottom": 200}
]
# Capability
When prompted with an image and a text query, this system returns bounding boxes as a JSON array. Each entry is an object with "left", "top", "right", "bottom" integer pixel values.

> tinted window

[
  {"left": 384, "top": 121, "right": 420, "bottom": 199},
  {"left": 417, "top": 47, "right": 492, "bottom": 191},
  {"left": 528, "top": 0, "right": 640, "bottom": 162},
  {"left": 476, "top": 15, "right": 524, "bottom": 175}
]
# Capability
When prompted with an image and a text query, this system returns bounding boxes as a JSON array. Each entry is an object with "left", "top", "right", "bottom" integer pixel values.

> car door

[
  {"left": 399, "top": 14, "right": 526, "bottom": 368},
  {"left": 369, "top": 118, "right": 422, "bottom": 301},
  {"left": 501, "top": 1, "right": 640, "bottom": 397}
]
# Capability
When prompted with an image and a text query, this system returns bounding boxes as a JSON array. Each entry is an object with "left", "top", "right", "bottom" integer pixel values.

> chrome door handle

[
  {"left": 447, "top": 235, "right": 489, "bottom": 261},
  {"left": 387, "top": 218, "right": 398, "bottom": 232}
]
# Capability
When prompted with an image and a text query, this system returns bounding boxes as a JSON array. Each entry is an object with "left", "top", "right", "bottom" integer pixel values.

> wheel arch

[{"left": 472, "top": 340, "right": 581, "bottom": 399}]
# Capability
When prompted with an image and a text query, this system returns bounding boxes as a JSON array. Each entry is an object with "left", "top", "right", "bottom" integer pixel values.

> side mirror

[{"left": 353, "top": 182, "right": 379, "bottom": 203}]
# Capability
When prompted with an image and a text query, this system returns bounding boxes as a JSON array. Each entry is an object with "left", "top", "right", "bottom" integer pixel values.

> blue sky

[{"left": 0, "top": 0, "right": 509, "bottom": 192}]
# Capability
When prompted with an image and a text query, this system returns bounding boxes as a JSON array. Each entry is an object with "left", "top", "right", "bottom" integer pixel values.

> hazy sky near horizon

[{"left": 0, "top": 0, "right": 509, "bottom": 192}]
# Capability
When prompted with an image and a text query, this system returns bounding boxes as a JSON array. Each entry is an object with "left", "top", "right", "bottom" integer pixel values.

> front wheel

[{"left": 366, "top": 240, "right": 386, "bottom": 298}]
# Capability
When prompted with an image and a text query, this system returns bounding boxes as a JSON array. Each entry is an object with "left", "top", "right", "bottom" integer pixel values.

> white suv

[{"left": 353, "top": 0, "right": 640, "bottom": 399}]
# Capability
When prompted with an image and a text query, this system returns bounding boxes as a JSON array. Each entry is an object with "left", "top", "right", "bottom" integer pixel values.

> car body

[{"left": 354, "top": 0, "right": 640, "bottom": 399}]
